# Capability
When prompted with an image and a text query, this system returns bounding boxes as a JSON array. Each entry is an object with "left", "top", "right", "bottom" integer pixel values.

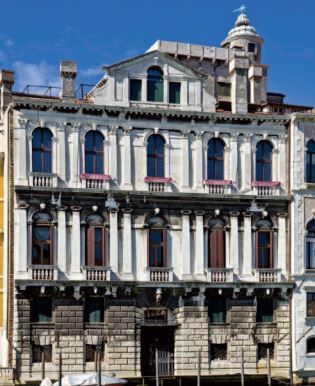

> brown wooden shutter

[
  {"left": 217, "top": 230, "right": 225, "bottom": 268},
  {"left": 86, "top": 226, "right": 95, "bottom": 266},
  {"left": 209, "top": 230, "right": 217, "bottom": 268}
]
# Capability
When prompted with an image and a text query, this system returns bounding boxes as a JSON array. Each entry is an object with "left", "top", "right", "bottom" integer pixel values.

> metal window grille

[
  {"left": 32, "top": 344, "right": 52, "bottom": 363},
  {"left": 258, "top": 343, "right": 274, "bottom": 360},
  {"left": 85, "top": 344, "right": 104, "bottom": 363},
  {"left": 210, "top": 343, "right": 227, "bottom": 361}
]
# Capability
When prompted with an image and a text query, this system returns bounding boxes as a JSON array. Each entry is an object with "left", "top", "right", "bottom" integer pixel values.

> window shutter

[
  {"left": 102, "top": 227, "right": 106, "bottom": 266},
  {"left": 50, "top": 225, "right": 53, "bottom": 265},
  {"left": 217, "top": 230, "right": 225, "bottom": 268},
  {"left": 163, "top": 227, "right": 166, "bottom": 267},
  {"left": 209, "top": 230, "right": 218, "bottom": 268},
  {"left": 87, "top": 226, "right": 95, "bottom": 266}
]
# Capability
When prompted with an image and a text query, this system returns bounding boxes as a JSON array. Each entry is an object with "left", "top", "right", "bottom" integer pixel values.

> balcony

[
  {"left": 203, "top": 180, "right": 233, "bottom": 194},
  {"left": 251, "top": 181, "right": 281, "bottom": 196},
  {"left": 29, "top": 172, "right": 58, "bottom": 187},
  {"left": 80, "top": 174, "right": 111, "bottom": 189},
  {"left": 144, "top": 177, "right": 172, "bottom": 192},
  {"left": 0, "top": 368, "right": 15, "bottom": 384},
  {"left": 206, "top": 268, "right": 234, "bottom": 283},
  {"left": 28, "top": 265, "right": 58, "bottom": 280},
  {"left": 147, "top": 267, "right": 173, "bottom": 282},
  {"left": 82, "top": 266, "right": 111, "bottom": 281},
  {"left": 253, "top": 268, "right": 282, "bottom": 283}
]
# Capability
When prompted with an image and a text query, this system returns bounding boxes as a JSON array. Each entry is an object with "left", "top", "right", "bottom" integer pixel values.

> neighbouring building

[{"left": 0, "top": 8, "right": 313, "bottom": 386}]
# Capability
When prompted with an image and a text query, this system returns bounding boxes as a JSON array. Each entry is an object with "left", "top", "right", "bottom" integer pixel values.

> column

[
  {"left": 181, "top": 211, "right": 191, "bottom": 279},
  {"left": 141, "top": 77, "right": 147, "bottom": 102},
  {"left": 182, "top": 80, "right": 188, "bottom": 108},
  {"left": 229, "top": 133, "right": 238, "bottom": 184},
  {"left": 70, "top": 207, "right": 82, "bottom": 279},
  {"left": 57, "top": 208, "right": 67, "bottom": 275},
  {"left": 16, "top": 205, "right": 28, "bottom": 278},
  {"left": 70, "top": 123, "right": 80, "bottom": 185},
  {"left": 123, "top": 127, "right": 132, "bottom": 189},
  {"left": 194, "top": 133, "right": 204, "bottom": 189},
  {"left": 240, "top": 134, "right": 252, "bottom": 191},
  {"left": 278, "top": 213, "right": 287, "bottom": 278},
  {"left": 163, "top": 78, "right": 169, "bottom": 103},
  {"left": 109, "top": 125, "right": 118, "bottom": 181},
  {"left": 110, "top": 209, "right": 119, "bottom": 276},
  {"left": 122, "top": 209, "right": 133, "bottom": 279},
  {"left": 242, "top": 212, "right": 252, "bottom": 277},
  {"left": 195, "top": 211, "right": 205, "bottom": 279},
  {"left": 17, "top": 120, "right": 28, "bottom": 184},
  {"left": 181, "top": 131, "right": 190, "bottom": 190},
  {"left": 230, "top": 212, "right": 240, "bottom": 274},
  {"left": 272, "top": 147, "right": 279, "bottom": 182},
  {"left": 278, "top": 135, "right": 287, "bottom": 188},
  {"left": 57, "top": 123, "right": 66, "bottom": 183}
]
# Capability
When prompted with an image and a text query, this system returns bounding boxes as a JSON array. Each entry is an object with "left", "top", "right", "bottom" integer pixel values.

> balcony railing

[
  {"left": 144, "top": 177, "right": 172, "bottom": 192},
  {"left": 0, "top": 368, "right": 15, "bottom": 383},
  {"left": 253, "top": 268, "right": 282, "bottom": 283},
  {"left": 80, "top": 174, "right": 111, "bottom": 189},
  {"left": 28, "top": 265, "right": 58, "bottom": 280},
  {"left": 206, "top": 268, "right": 234, "bottom": 283},
  {"left": 251, "top": 181, "right": 281, "bottom": 196},
  {"left": 29, "top": 172, "right": 58, "bottom": 187},
  {"left": 147, "top": 267, "right": 173, "bottom": 282},
  {"left": 203, "top": 180, "right": 233, "bottom": 194},
  {"left": 82, "top": 266, "right": 111, "bottom": 281}
]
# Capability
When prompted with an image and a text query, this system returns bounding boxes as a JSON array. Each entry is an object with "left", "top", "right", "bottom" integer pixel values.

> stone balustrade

[
  {"left": 253, "top": 268, "right": 282, "bottom": 283},
  {"left": 80, "top": 174, "right": 111, "bottom": 189},
  {"left": 29, "top": 265, "right": 58, "bottom": 280},
  {"left": 148, "top": 267, "right": 173, "bottom": 282},
  {"left": 0, "top": 368, "right": 15, "bottom": 384},
  {"left": 29, "top": 173, "right": 57, "bottom": 187},
  {"left": 206, "top": 268, "right": 234, "bottom": 283},
  {"left": 82, "top": 266, "right": 111, "bottom": 281},
  {"left": 144, "top": 177, "right": 172, "bottom": 192},
  {"left": 203, "top": 180, "right": 233, "bottom": 194},
  {"left": 251, "top": 181, "right": 281, "bottom": 196}
]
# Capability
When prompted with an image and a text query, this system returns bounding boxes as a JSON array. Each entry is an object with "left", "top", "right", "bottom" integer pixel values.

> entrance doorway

[{"left": 141, "top": 327, "right": 174, "bottom": 376}]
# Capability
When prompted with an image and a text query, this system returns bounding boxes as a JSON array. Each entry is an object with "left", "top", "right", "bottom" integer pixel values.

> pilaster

[
  {"left": 195, "top": 211, "right": 205, "bottom": 279},
  {"left": 122, "top": 208, "right": 133, "bottom": 280},
  {"left": 70, "top": 206, "right": 82, "bottom": 279},
  {"left": 181, "top": 210, "right": 192, "bottom": 279}
]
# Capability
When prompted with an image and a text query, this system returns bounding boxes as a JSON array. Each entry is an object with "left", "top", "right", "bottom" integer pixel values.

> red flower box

[
  {"left": 203, "top": 179, "right": 233, "bottom": 186},
  {"left": 251, "top": 181, "right": 280, "bottom": 187},
  {"left": 144, "top": 177, "right": 173, "bottom": 183},
  {"left": 80, "top": 174, "right": 111, "bottom": 181}
]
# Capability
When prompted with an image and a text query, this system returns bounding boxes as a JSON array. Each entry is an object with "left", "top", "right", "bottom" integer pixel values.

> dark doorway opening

[{"left": 141, "top": 327, "right": 174, "bottom": 377}]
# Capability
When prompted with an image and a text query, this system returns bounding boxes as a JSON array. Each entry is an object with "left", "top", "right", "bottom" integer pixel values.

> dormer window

[
  {"left": 248, "top": 43, "right": 256, "bottom": 53},
  {"left": 147, "top": 66, "right": 163, "bottom": 102},
  {"left": 169, "top": 82, "right": 181, "bottom": 104},
  {"left": 130, "top": 79, "right": 142, "bottom": 101}
]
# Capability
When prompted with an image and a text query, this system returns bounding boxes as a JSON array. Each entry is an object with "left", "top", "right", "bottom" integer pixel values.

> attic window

[
  {"left": 147, "top": 66, "right": 163, "bottom": 102},
  {"left": 169, "top": 82, "right": 181, "bottom": 104},
  {"left": 130, "top": 79, "right": 142, "bottom": 101},
  {"left": 217, "top": 82, "right": 231, "bottom": 97},
  {"left": 248, "top": 43, "right": 256, "bottom": 53}
]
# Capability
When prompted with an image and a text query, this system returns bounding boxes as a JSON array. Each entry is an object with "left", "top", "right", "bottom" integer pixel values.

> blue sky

[{"left": 1, "top": 0, "right": 314, "bottom": 106}]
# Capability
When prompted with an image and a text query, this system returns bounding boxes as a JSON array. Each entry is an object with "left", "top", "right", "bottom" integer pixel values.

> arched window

[
  {"left": 32, "top": 128, "right": 53, "bottom": 173},
  {"left": 148, "top": 216, "right": 166, "bottom": 267},
  {"left": 147, "top": 135, "right": 165, "bottom": 177},
  {"left": 256, "top": 219, "right": 273, "bottom": 268},
  {"left": 306, "top": 140, "right": 315, "bottom": 183},
  {"left": 307, "top": 337, "right": 315, "bottom": 353},
  {"left": 147, "top": 67, "right": 164, "bottom": 102},
  {"left": 32, "top": 212, "right": 53, "bottom": 265},
  {"left": 208, "top": 218, "right": 225, "bottom": 268},
  {"left": 85, "top": 131, "right": 104, "bottom": 174},
  {"left": 256, "top": 141, "right": 272, "bottom": 182},
  {"left": 86, "top": 214, "right": 106, "bottom": 267},
  {"left": 306, "top": 219, "right": 315, "bottom": 269},
  {"left": 207, "top": 138, "right": 225, "bottom": 180}
]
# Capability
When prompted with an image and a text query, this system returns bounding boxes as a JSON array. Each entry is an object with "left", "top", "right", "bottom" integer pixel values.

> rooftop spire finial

[{"left": 233, "top": 5, "right": 246, "bottom": 15}]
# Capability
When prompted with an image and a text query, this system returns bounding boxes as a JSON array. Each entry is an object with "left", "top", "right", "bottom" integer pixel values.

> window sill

[
  {"left": 80, "top": 174, "right": 111, "bottom": 181},
  {"left": 251, "top": 181, "right": 281, "bottom": 187},
  {"left": 203, "top": 179, "right": 232, "bottom": 186}
]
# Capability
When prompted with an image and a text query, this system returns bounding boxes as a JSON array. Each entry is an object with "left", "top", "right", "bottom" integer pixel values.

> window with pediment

[
  {"left": 32, "top": 127, "right": 52, "bottom": 173},
  {"left": 32, "top": 212, "right": 53, "bottom": 265},
  {"left": 255, "top": 219, "right": 273, "bottom": 269},
  {"left": 148, "top": 216, "right": 166, "bottom": 268},
  {"left": 85, "top": 214, "right": 106, "bottom": 267}
]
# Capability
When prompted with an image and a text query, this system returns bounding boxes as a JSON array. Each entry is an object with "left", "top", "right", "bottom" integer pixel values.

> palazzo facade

[{"left": 0, "top": 9, "right": 314, "bottom": 386}]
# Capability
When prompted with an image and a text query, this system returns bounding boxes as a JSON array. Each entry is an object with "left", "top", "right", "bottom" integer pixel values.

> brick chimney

[
  {"left": 0, "top": 69, "right": 14, "bottom": 114},
  {"left": 60, "top": 60, "right": 77, "bottom": 101}
]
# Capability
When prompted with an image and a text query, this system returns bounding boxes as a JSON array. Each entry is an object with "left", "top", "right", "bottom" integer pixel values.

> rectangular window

[
  {"left": 85, "top": 343, "right": 104, "bottom": 362},
  {"left": 85, "top": 297, "right": 104, "bottom": 323},
  {"left": 217, "top": 82, "right": 231, "bottom": 97},
  {"left": 130, "top": 79, "right": 142, "bottom": 101},
  {"left": 209, "top": 298, "right": 226, "bottom": 323},
  {"left": 307, "top": 292, "right": 315, "bottom": 317},
  {"left": 210, "top": 343, "right": 227, "bottom": 361},
  {"left": 169, "top": 82, "right": 181, "bottom": 104},
  {"left": 31, "top": 298, "right": 52, "bottom": 323},
  {"left": 248, "top": 43, "right": 256, "bottom": 53},
  {"left": 32, "top": 344, "right": 52, "bottom": 363},
  {"left": 256, "top": 298, "right": 274, "bottom": 323},
  {"left": 307, "top": 239, "right": 315, "bottom": 269},
  {"left": 258, "top": 343, "right": 274, "bottom": 360}
]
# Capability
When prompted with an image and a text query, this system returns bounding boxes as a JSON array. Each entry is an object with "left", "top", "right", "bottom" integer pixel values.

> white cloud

[
  {"left": 0, "top": 51, "right": 6, "bottom": 62},
  {"left": 13, "top": 61, "right": 60, "bottom": 92},
  {"left": 80, "top": 66, "right": 103, "bottom": 77}
]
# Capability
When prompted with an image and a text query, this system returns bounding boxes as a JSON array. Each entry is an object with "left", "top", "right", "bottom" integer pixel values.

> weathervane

[{"left": 233, "top": 5, "right": 246, "bottom": 14}]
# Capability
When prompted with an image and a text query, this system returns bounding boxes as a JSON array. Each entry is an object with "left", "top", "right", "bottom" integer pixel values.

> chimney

[
  {"left": 0, "top": 69, "right": 14, "bottom": 114},
  {"left": 229, "top": 54, "right": 249, "bottom": 114},
  {"left": 60, "top": 60, "right": 77, "bottom": 101}
]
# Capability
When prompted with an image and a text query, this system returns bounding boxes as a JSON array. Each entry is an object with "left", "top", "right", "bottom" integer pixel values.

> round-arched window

[
  {"left": 32, "top": 211, "right": 53, "bottom": 265},
  {"left": 148, "top": 216, "right": 166, "bottom": 267},
  {"left": 256, "top": 141, "right": 273, "bottom": 182},
  {"left": 32, "top": 128, "right": 53, "bottom": 173}
]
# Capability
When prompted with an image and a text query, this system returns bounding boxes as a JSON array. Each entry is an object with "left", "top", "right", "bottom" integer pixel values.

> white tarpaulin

[{"left": 40, "top": 373, "right": 127, "bottom": 386}]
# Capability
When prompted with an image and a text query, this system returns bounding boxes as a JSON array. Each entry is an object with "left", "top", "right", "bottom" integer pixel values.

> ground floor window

[
  {"left": 85, "top": 343, "right": 104, "bottom": 363},
  {"left": 210, "top": 343, "right": 227, "bottom": 361},
  {"left": 32, "top": 344, "right": 52, "bottom": 363},
  {"left": 307, "top": 292, "right": 315, "bottom": 317},
  {"left": 307, "top": 337, "right": 315, "bottom": 353},
  {"left": 256, "top": 298, "right": 274, "bottom": 323},
  {"left": 258, "top": 343, "right": 274, "bottom": 360}
]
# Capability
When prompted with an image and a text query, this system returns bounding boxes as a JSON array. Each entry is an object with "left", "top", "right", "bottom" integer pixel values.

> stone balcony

[
  {"left": 80, "top": 173, "right": 111, "bottom": 189},
  {"left": 203, "top": 179, "right": 233, "bottom": 194},
  {"left": 28, "top": 265, "right": 58, "bottom": 280},
  {"left": 206, "top": 268, "right": 234, "bottom": 283},
  {"left": 0, "top": 368, "right": 15, "bottom": 385},
  {"left": 144, "top": 177, "right": 173, "bottom": 192},
  {"left": 147, "top": 267, "right": 173, "bottom": 282},
  {"left": 81, "top": 266, "right": 111, "bottom": 281},
  {"left": 251, "top": 181, "right": 281, "bottom": 196},
  {"left": 253, "top": 268, "right": 282, "bottom": 283},
  {"left": 28, "top": 172, "right": 58, "bottom": 187}
]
